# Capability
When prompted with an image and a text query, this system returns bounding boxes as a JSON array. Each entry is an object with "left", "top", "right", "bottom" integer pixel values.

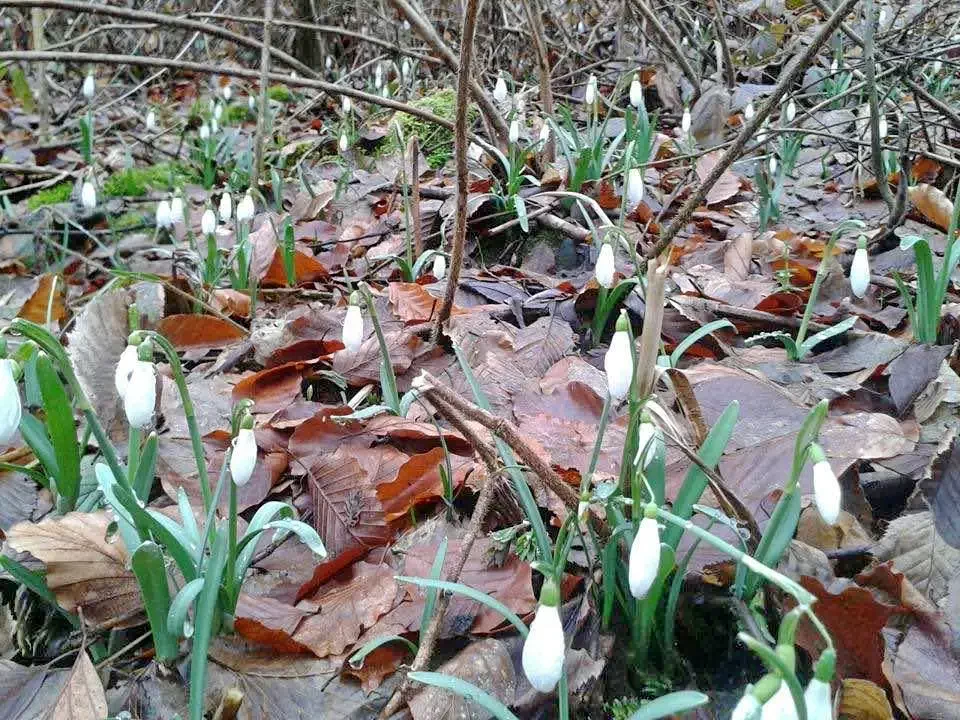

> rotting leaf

[
  {"left": 50, "top": 651, "right": 108, "bottom": 720},
  {"left": 0, "top": 660, "right": 69, "bottom": 720},
  {"left": 376, "top": 447, "right": 473, "bottom": 521},
  {"left": 887, "top": 344, "right": 951, "bottom": 417},
  {"left": 924, "top": 435, "right": 960, "bottom": 550},
  {"left": 157, "top": 314, "right": 247, "bottom": 351},
  {"left": 838, "top": 678, "right": 894, "bottom": 720},
  {"left": 888, "top": 609, "right": 960, "bottom": 719}
]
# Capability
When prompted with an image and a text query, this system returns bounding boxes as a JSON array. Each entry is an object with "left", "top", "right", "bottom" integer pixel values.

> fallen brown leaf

[{"left": 157, "top": 313, "right": 247, "bottom": 351}]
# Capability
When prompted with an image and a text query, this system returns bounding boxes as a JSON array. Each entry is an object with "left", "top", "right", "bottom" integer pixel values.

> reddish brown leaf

[
  {"left": 261, "top": 247, "right": 329, "bottom": 287},
  {"left": 267, "top": 339, "right": 341, "bottom": 367},
  {"left": 908, "top": 184, "right": 953, "bottom": 230},
  {"left": 341, "top": 643, "right": 409, "bottom": 693},
  {"left": 234, "top": 593, "right": 313, "bottom": 654},
  {"left": 288, "top": 407, "right": 369, "bottom": 457},
  {"left": 17, "top": 273, "right": 66, "bottom": 326},
  {"left": 156, "top": 314, "right": 247, "bottom": 350},
  {"left": 388, "top": 282, "right": 445, "bottom": 324},
  {"left": 210, "top": 288, "right": 251, "bottom": 318},
  {"left": 332, "top": 330, "right": 419, "bottom": 386},
  {"left": 232, "top": 362, "right": 312, "bottom": 413},
  {"left": 376, "top": 447, "right": 472, "bottom": 521}
]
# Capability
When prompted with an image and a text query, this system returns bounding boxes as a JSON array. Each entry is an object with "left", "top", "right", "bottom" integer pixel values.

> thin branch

[{"left": 708, "top": 0, "right": 736, "bottom": 90}]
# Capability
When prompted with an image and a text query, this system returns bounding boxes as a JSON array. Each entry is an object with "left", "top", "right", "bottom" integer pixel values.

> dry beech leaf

[
  {"left": 697, "top": 150, "right": 741, "bottom": 205},
  {"left": 0, "top": 660, "right": 70, "bottom": 719},
  {"left": 7, "top": 512, "right": 141, "bottom": 627},
  {"left": 908, "top": 184, "right": 953, "bottom": 230},
  {"left": 724, "top": 231, "right": 754, "bottom": 281},
  {"left": 50, "top": 651, "right": 108, "bottom": 720},
  {"left": 888, "top": 612, "right": 960, "bottom": 719},
  {"left": 388, "top": 282, "right": 451, "bottom": 325},
  {"left": 261, "top": 247, "right": 329, "bottom": 287},
  {"left": 873, "top": 511, "right": 960, "bottom": 604},
  {"left": 838, "top": 678, "right": 894, "bottom": 720},
  {"left": 157, "top": 314, "right": 247, "bottom": 350},
  {"left": 17, "top": 273, "right": 66, "bottom": 327}
]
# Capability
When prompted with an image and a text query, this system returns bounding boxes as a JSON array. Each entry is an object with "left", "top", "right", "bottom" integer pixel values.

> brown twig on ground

[
  {"left": 670, "top": 295, "right": 869, "bottom": 337},
  {"left": 389, "top": 0, "right": 509, "bottom": 145},
  {"left": 408, "top": 136, "right": 424, "bottom": 257},
  {"left": 642, "top": 0, "right": 863, "bottom": 266},
  {"left": 252, "top": 0, "right": 274, "bottom": 186},
  {"left": 432, "top": 0, "right": 480, "bottom": 341},
  {"left": 628, "top": 0, "right": 702, "bottom": 102},
  {"left": 521, "top": 0, "right": 555, "bottom": 163}
]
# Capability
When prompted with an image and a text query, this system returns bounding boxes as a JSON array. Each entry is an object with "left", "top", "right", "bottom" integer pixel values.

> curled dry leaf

[
  {"left": 838, "top": 678, "right": 894, "bottom": 720},
  {"left": 7, "top": 512, "right": 141, "bottom": 627},
  {"left": 908, "top": 184, "right": 953, "bottom": 230}
]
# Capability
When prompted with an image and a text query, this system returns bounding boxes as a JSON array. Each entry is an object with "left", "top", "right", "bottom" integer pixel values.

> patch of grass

[
  {"left": 109, "top": 211, "right": 144, "bottom": 232},
  {"left": 103, "top": 162, "right": 195, "bottom": 198},
  {"left": 225, "top": 104, "right": 250, "bottom": 124},
  {"left": 391, "top": 88, "right": 476, "bottom": 169},
  {"left": 267, "top": 85, "right": 293, "bottom": 103},
  {"left": 27, "top": 182, "right": 72, "bottom": 210}
]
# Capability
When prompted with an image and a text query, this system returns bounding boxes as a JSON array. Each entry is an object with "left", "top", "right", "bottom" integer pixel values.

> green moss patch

[
  {"left": 391, "top": 89, "right": 476, "bottom": 169},
  {"left": 103, "top": 162, "right": 194, "bottom": 198},
  {"left": 27, "top": 181, "right": 72, "bottom": 210},
  {"left": 267, "top": 85, "right": 293, "bottom": 103}
]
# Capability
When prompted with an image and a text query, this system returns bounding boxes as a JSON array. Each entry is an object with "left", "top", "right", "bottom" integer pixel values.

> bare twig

[
  {"left": 252, "top": 0, "right": 274, "bottom": 186},
  {"left": 708, "top": 0, "right": 736, "bottom": 90},
  {"left": 432, "top": 0, "right": 480, "bottom": 340},
  {"left": 643, "top": 0, "right": 863, "bottom": 265},
  {"left": 409, "top": 136, "right": 424, "bottom": 256}
]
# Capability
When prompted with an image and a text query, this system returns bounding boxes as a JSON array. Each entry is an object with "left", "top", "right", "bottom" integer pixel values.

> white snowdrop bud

[
  {"left": 731, "top": 694, "right": 761, "bottom": 720},
  {"left": 342, "top": 96, "right": 352, "bottom": 114},
  {"left": 681, "top": 106, "right": 691, "bottom": 134},
  {"left": 210, "top": 117, "right": 219, "bottom": 134},
  {"left": 81, "top": 180, "right": 97, "bottom": 210},
  {"left": 634, "top": 419, "right": 660, "bottom": 469},
  {"left": 325, "top": 55, "right": 333, "bottom": 71},
  {"left": 604, "top": 326, "right": 633, "bottom": 401},
  {"left": 229, "top": 427, "right": 257, "bottom": 486},
  {"left": 785, "top": 98, "right": 796, "bottom": 123},
  {"left": 170, "top": 195, "right": 185, "bottom": 224},
  {"left": 932, "top": 60, "right": 943, "bottom": 74},
  {"left": 539, "top": 122, "right": 551, "bottom": 144},
  {"left": 199, "top": 123, "right": 210, "bottom": 141},
  {"left": 201, "top": 208, "right": 217, "bottom": 236},
  {"left": 577, "top": 20, "right": 586, "bottom": 33},
  {"left": 595, "top": 242, "right": 615, "bottom": 288},
  {"left": 432, "top": 254, "right": 446, "bottom": 280},
  {"left": 342, "top": 303, "right": 363, "bottom": 353},
  {"left": 339, "top": 132, "right": 349, "bottom": 153},
  {"left": 82, "top": 72, "right": 95, "bottom": 100},
  {"left": 223, "top": 84, "right": 232, "bottom": 101},
  {"left": 509, "top": 118, "right": 520, "bottom": 144},
  {"left": 761, "top": 683, "right": 799, "bottom": 720},
  {"left": 114, "top": 345, "right": 139, "bottom": 398},
  {"left": 521, "top": 582, "right": 564, "bottom": 693},
  {"left": 585, "top": 75, "right": 597, "bottom": 105},
  {"left": 769, "top": 155, "right": 778, "bottom": 175},
  {"left": 155, "top": 200, "right": 172, "bottom": 230},
  {"left": 626, "top": 168, "right": 644, "bottom": 209},
  {"left": 629, "top": 512, "right": 661, "bottom": 599},
  {"left": 877, "top": 8, "right": 887, "bottom": 26},
  {"left": 830, "top": 57, "right": 839, "bottom": 73},
  {"left": 402, "top": 58, "right": 412, "bottom": 81},
  {"left": 810, "top": 444, "right": 841, "bottom": 525},
  {"left": 145, "top": 110, "right": 157, "bottom": 132},
  {"left": 248, "top": 95, "right": 256, "bottom": 111},
  {"left": 214, "top": 103, "right": 223, "bottom": 121},
  {"left": 744, "top": 101, "right": 755, "bottom": 121},
  {"left": 850, "top": 236, "right": 870, "bottom": 298},
  {"left": 374, "top": 64, "right": 384, "bottom": 89},
  {"left": 804, "top": 678, "right": 832, "bottom": 720},
  {"left": 236, "top": 191, "right": 255, "bottom": 223},
  {"left": 219, "top": 192, "right": 232, "bottom": 223},
  {"left": 630, "top": 75, "right": 643, "bottom": 109},
  {"left": 878, "top": 114, "right": 888, "bottom": 139},
  {"left": 123, "top": 361, "right": 156, "bottom": 429},
  {"left": 0, "top": 359, "right": 22, "bottom": 446},
  {"left": 494, "top": 75, "right": 508, "bottom": 103}
]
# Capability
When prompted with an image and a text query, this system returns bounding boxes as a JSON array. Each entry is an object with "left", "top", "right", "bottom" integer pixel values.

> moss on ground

[
  {"left": 103, "top": 162, "right": 195, "bottom": 198},
  {"left": 391, "top": 89, "right": 476, "bottom": 169},
  {"left": 267, "top": 85, "right": 293, "bottom": 103},
  {"left": 27, "top": 182, "right": 72, "bottom": 210}
]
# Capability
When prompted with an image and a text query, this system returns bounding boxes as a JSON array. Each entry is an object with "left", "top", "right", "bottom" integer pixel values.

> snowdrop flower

[
  {"left": 509, "top": 118, "right": 520, "bottom": 144},
  {"left": 810, "top": 443, "right": 840, "bottom": 524},
  {"left": 82, "top": 72, "right": 95, "bottom": 100},
  {"left": 236, "top": 191, "right": 255, "bottom": 223},
  {"left": 199, "top": 123, "right": 210, "bottom": 141},
  {"left": 539, "top": 122, "right": 551, "bottom": 144},
  {"left": 850, "top": 235, "right": 870, "bottom": 298},
  {"left": 493, "top": 75, "right": 508, "bottom": 103},
  {"left": 629, "top": 508, "right": 661, "bottom": 599},
  {"left": 432, "top": 253, "right": 446, "bottom": 280},
  {"left": 804, "top": 678, "right": 832, "bottom": 720},
  {"left": 210, "top": 117, "right": 219, "bottom": 135},
  {"left": 468, "top": 142, "right": 484, "bottom": 162},
  {"left": 629, "top": 74, "right": 643, "bottom": 109},
  {"left": 932, "top": 60, "right": 943, "bottom": 74},
  {"left": 81, "top": 180, "right": 97, "bottom": 210},
  {"left": 230, "top": 426, "right": 257, "bottom": 486},
  {"left": 339, "top": 132, "right": 349, "bottom": 153},
  {"left": 785, "top": 98, "right": 796, "bottom": 123},
  {"left": 145, "top": 110, "right": 157, "bottom": 132},
  {"left": 769, "top": 155, "right": 778, "bottom": 175},
  {"left": 744, "top": 101, "right": 755, "bottom": 122},
  {"left": 626, "top": 168, "right": 644, "bottom": 209},
  {"left": 878, "top": 114, "right": 888, "bottom": 139},
  {"left": 123, "top": 360, "right": 156, "bottom": 429},
  {"left": 342, "top": 96, "right": 352, "bottom": 114},
  {"left": 374, "top": 63, "right": 384, "bottom": 89},
  {"left": 732, "top": 694, "right": 762, "bottom": 720},
  {"left": 170, "top": 195, "right": 185, "bottom": 224},
  {"left": 214, "top": 103, "right": 223, "bottom": 121},
  {"left": 595, "top": 241, "right": 615, "bottom": 288},
  {"left": 223, "top": 84, "right": 232, "bottom": 101},
  {"left": 342, "top": 293, "right": 364, "bottom": 353},
  {"left": 403, "top": 19, "right": 411, "bottom": 31},
  {"left": 248, "top": 95, "right": 256, "bottom": 111},
  {"left": 521, "top": 580, "right": 564, "bottom": 693},
  {"left": 877, "top": 8, "right": 887, "bottom": 26},
  {"left": 585, "top": 75, "right": 597, "bottom": 106},
  {"left": 756, "top": 121, "right": 768, "bottom": 144},
  {"left": 761, "top": 682, "right": 799, "bottom": 720},
  {"left": 201, "top": 207, "right": 217, "bottom": 236},
  {"left": 577, "top": 20, "right": 586, "bottom": 33},
  {"left": 114, "top": 345, "right": 139, "bottom": 398},
  {"left": 0, "top": 359, "right": 22, "bottom": 446},
  {"left": 830, "top": 57, "right": 839, "bottom": 73},
  {"left": 219, "top": 192, "right": 232, "bottom": 223},
  {"left": 325, "top": 55, "right": 334, "bottom": 71},
  {"left": 402, "top": 58, "right": 412, "bottom": 81},
  {"left": 604, "top": 313, "right": 633, "bottom": 401},
  {"left": 681, "top": 106, "right": 691, "bottom": 135},
  {"left": 155, "top": 199, "right": 172, "bottom": 230},
  {"left": 634, "top": 417, "right": 659, "bottom": 469}
]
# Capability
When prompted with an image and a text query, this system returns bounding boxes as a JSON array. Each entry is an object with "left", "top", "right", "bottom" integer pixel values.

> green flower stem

[
  {"left": 359, "top": 283, "right": 400, "bottom": 412},
  {"left": 582, "top": 393, "right": 611, "bottom": 495},
  {"left": 226, "top": 459, "right": 238, "bottom": 609},
  {"left": 135, "top": 331, "right": 211, "bottom": 511},
  {"left": 127, "top": 427, "right": 141, "bottom": 496}
]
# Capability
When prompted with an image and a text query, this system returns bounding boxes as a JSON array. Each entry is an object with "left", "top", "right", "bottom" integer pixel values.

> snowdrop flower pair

[
  {"left": 850, "top": 235, "right": 870, "bottom": 298},
  {"left": 81, "top": 180, "right": 97, "bottom": 210},
  {"left": 229, "top": 414, "right": 258, "bottom": 487},
  {"left": 342, "top": 291, "right": 364, "bottom": 353},
  {"left": 116, "top": 342, "right": 156, "bottom": 429},
  {"left": 521, "top": 578, "right": 565, "bottom": 693},
  {"left": 733, "top": 649, "right": 835, "bottom": 720},
  {"left": 0, "top": 359, "right": 22, "bottom": 446},
  {"left": 493, "top": 74, "right": 508, "bottom": 103}
]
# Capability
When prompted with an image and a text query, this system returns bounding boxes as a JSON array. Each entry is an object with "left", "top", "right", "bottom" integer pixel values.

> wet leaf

[
  {"left": 232, "top": 361, "right": 313, "bottom": 413},
  {"left": 908, "top": 184, "right": 953, "bottom": 230}
]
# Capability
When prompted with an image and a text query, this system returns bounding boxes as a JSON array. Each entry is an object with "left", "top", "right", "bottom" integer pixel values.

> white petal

[
  {"left": 494, "top": 77, "right": 508, "bottom": 103},
  {"left": 0, "top": 360, "right": 22, "bottom": 446},
  {"left": 170, "top": 197, "right": 185, "bottom": 223},
  {"left": 634, "top": 422, "right": 658, "bottom": 469},
  {"left": 681, "top": 108, "right": 691, "bottom": 134},
  {"left": 595, "top": 243, "right": 616, "bottom": 288},
  {"left": 585, "top": 76, "right": 597, "bottom": 105},
  {"left": 156, "top": 200, "right": 172, "bottom": 229},
  {"left": 604, "top": 331, "right": 633, "bottom": 400},
  {"left": 342, "top": 305, "right": 364, "bottom": 353},
  {"left": 432, "top": 254, "right": 446, "bottom": 280},
  {"left": 339, "top": 133, "right": 349, "bottom": 152},
  {"left": 199, "top": 123, "right": 210, "bottom": 140},
  {"left": 521, "top": 604, "right": 565, "bottom": 692},
  {"left": 804, "top": 678, "right": 832, "bottom": 720},
  {"left": 732, "top": 694, "right": 762, "bottom": 720},
  {"left": 509, "top": 119, "right": 520, "bottom": 144},
  {"left": 82, "top": 73, "right": 95, "bottom": 99},
  {"left": 850, "top": 247, "right": 870, "bottom": 298},
  {"left": 813, "top": 460, "right": 841, "bottom": 525},
  {"left": 81, "top": 181, "right": 97, "bottom": 210},
  {"left": 626, "top": 168, "right": 644, "bottom": 208},
  {"left": 230, "top": 428, "right": 258, "bottom": 486},
  {"left": 201, "top": 208, "right": 217, "bottom": 236},
  {"left": 219, "top": 193, "right": 232, "bottom": 223},
  {"left": 114, "top": 345, "right": 139, "bottom": 398},
  {"left": 124, "top": 361, "right": 156, "bottom": 428},
  {"left": 761, "top": 684, "right": 799, "bottom": 720},
  {"left": 628, "top": 516, "right": 661, "bottom": 598},
  {"left": 630, "top": 78, "right": 643, "bottom": 108}
]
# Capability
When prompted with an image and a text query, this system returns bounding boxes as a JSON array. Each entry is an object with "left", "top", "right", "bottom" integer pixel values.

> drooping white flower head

[
  {"left": 681, "top": 106, "right": 691, "bottom": 135},
  {"left": 339, "top": 132, "right": 349, "bottom": 153},
  {"left": 0, "top": 359, "right": 22, "bottom": 446},
  {"left": 493, "top": 75, "right": 508, "bottom": 103},
  {"left": 213, "top": 103, "right": 224, "bottom": 121},
  {"left": 230, "top": 427, "right": 258, "bottom": 486},
  {"left": 850, "top": 236, "right": 870, "bottom": 298},
  {"left": 219, "top": 192, "right": 233, "bottom": 223},
  {"left": 432, "top": 253, "right": 446, "bottom": 280},
  {"left": 878, "top": 114, "right": 888, "bottom": 139},
  {"left": 630, "top": 74, "right": 643, "bottom": 109},
  {"left": 342, "top": 294, "right": 364, "bottom": 353},
  {"left": 585, "top": 75, "right": 597, "bottom": 106},
  {"left": 374, "top": 63, "right": 384, "bottom": 89},
  {"left": 785, "top": 98, "right": 796, "bottom": 123},
  {"left": 81, "top": 180, "right": 97, "bottom": 210},
  {"left": 732, "top": 694, "right": 762, "bottom": 720},
  {"left": 156, "top": 199, "right": 172, "bottom": 230},
  {"left": 325, "top": 55, "right": 334, "bottom": 71},
  {"left": 123, "top": 360, "right": 156, "bottom": 429},
  {"left": 521, "top": 581, "right": 564, "bottom": 693},
  {"left": 114, "top": 344, "right": 139, "bottom": 398},
  {"left": 82, "top": 72, "right": 95, "bottom": 100},
  {"left": 769, "top": 155, "right": 778, "bottom": 175},
  {"left": 170, "top": 195, "right": 185, "bottom": 224},
  {"left": 210, "top": 117, "right": 219, "bottom": 135},
  {"left": 236, "top": 191, "right": 255, "bottom": 224},
  {"left": 626, "top": 168, "right": 644, "bottom": 209},
  {"left": 509, "top": 118, "right": 520, "bottom": 144},
  {"left": 201, "top": 207, "right": 217, "bottom": 236},
  {"left": 804, "top": 678, "right": 832, "bottom": 720},
  {"left": 199, "top": 123, "right": 210, "bottom": 141},
  {"left": 634, "top": 419, "right": 660, "bottom": 469},
  {"left": 604, "top": 317, "right": 633, "bottom": 401},
  {"left": 761, "top": 682, "right": 799, "bottom": 720},
  {"left": 830, "top": 57, "right": 839, "bottom": 73},
  {"left": 595, "top": 242, "right": 616, "bottom": 289},
  {"left": 248, "top": 95, "right": 256, "bottom": 111},
  {"left": 146, "top": 110, "right": 157, "bottom": 132},
  {"left": 539, "top": 121, "right": 551, "bottom": 144},
  {"left": 811, "top": 444, "right": 841, "bottom": 525},
  {"left": 343, "top": 96, "right": 352, "bottom": 114},
  {"left": 577, "top": 20, "right": 586, "bottom": 33},
  {"left": 629, "top": 511, "right": 661, "bottom": 599},
  {"left": 223, "top": 84, "right": 233, "bottom": 101},
  {"left": 744, "top": 101, "right": 755, "bottom": 122},
  {"left": 932, "top": 60, "right": 943, "bottom": 74}
]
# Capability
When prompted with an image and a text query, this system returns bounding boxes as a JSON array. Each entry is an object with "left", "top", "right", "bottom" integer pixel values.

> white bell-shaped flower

[
  {"left": 630, "top": 75, "right": 643, "bottom": 109},
  {"left": 629, "top": 513, "right": 661, "bottom": 599},
  {"left": 213, "top": 103, "right": 223, "bottom": 121},
  {"left": 585, "top": 75, "right": 597, "bottom": 105},
  {"left": 199, "top": 123, "right": 210, "bottom": 141},
  {"left": 850, "top": 238, "right": 870, "bottom": 298},
  {"left": 210, "top": 117, "right": 219, "bottom": 134},
  {"left": 248, "top": 95, "right": 256, "bottom": 111},
  {"left": 761, "top": 682, "right": 799, "bottom": 720},
  {"left": 509, "top": 118, "right": 520, "bottom": 144},
  {"left": 0, "top": 359, "right": 22, "bottom": 446},
  {"left": 744, "top": 101, "right": 755, "bottom": 122},
  {"left": 82, "top": 72, "right": 95, "bottom": 100},
  {"left": 123, "top": 360, "right": 156, "bottom": 429},
  {"left": 804, "top": 678, "right": 832, "bottom": 720},
  {"left": 812, "top": 448, "right": 841, "bottom": 525},
  {"left": 732, "top": 694, "right": 762, "bottom": 720},
  {"left": 830, "top": 57, "right": 839, "bottom": 73},
  {"left": 521, "top": 587, "right": 564, "bottom": 693},
  {"left": 236, "top": 192, "right": 255, "bottom": 223},
  {"left": 374, "top": 63, "right": 384, "bottom": 89},
  {"left": 155, "top": 200, "right": 172, "bottom": 229},
  {"left": 604, "top": 326, "right": 633, "bottom": 401},
  {"left": 146, "top": 110, "right": 157, "bottom": 131},
  {"left": 769, "top": 155, "right": 778, "bottom": 175},
  {"left": 81, "top": 181, "right": 97, "bottom": 210},
  {"left": 201, "top": 208, "right": 217, "bottom": 236},
  {"left": 595, "top": 242, "right": 615, "bottom": 288},
  {"left": 785, "top": 98, "right": 796, "bottom": 123},
  {"left": 342, "top": 303, "right": 364, "bottom": 353},
  {"left": 343, "top": 96, "right": 352, "bottom": 114},
  {"left": 634, "top": 420, "right": 659, "bottom": 469},
  {"left": 626, "top": 168, "right": 644, "bottom": 209},
  {"left": 432, "top": 254, "right": 446, "bottom": 280},
  {"left": 878, "top": 114, "right": 888, "bottom": 139},
  {"left": 223, "top": 84, "right": 232, "bottom": 101},
  {"left": 170, "top": 195, "right": 185, "bottom": 224},
  {"left": 230, "top": 427, "right": 258, "bottom": 486},
  {"left": 219, "top": 192, "right": 232, "bottom": 223},
  {"left": 681, "top": 106, "right": 691, "bottom": 134},
  {"left": 325, "top": 55, "right": 334, "bottom": 71},
  {"left": 114, "top": 345, "right": 139, "bottom": 398},
  {"left": 932, "top": 60, "right": 943, "bottom": 74},
  {"left": 539, "top": 122, "right": 551, "bottom": 144},
  {"left": 339, "top": 132, "right": 349, "bottom": 153},
  {"left": 493, "top": 75, "right": 508, "bottom": 103}
]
